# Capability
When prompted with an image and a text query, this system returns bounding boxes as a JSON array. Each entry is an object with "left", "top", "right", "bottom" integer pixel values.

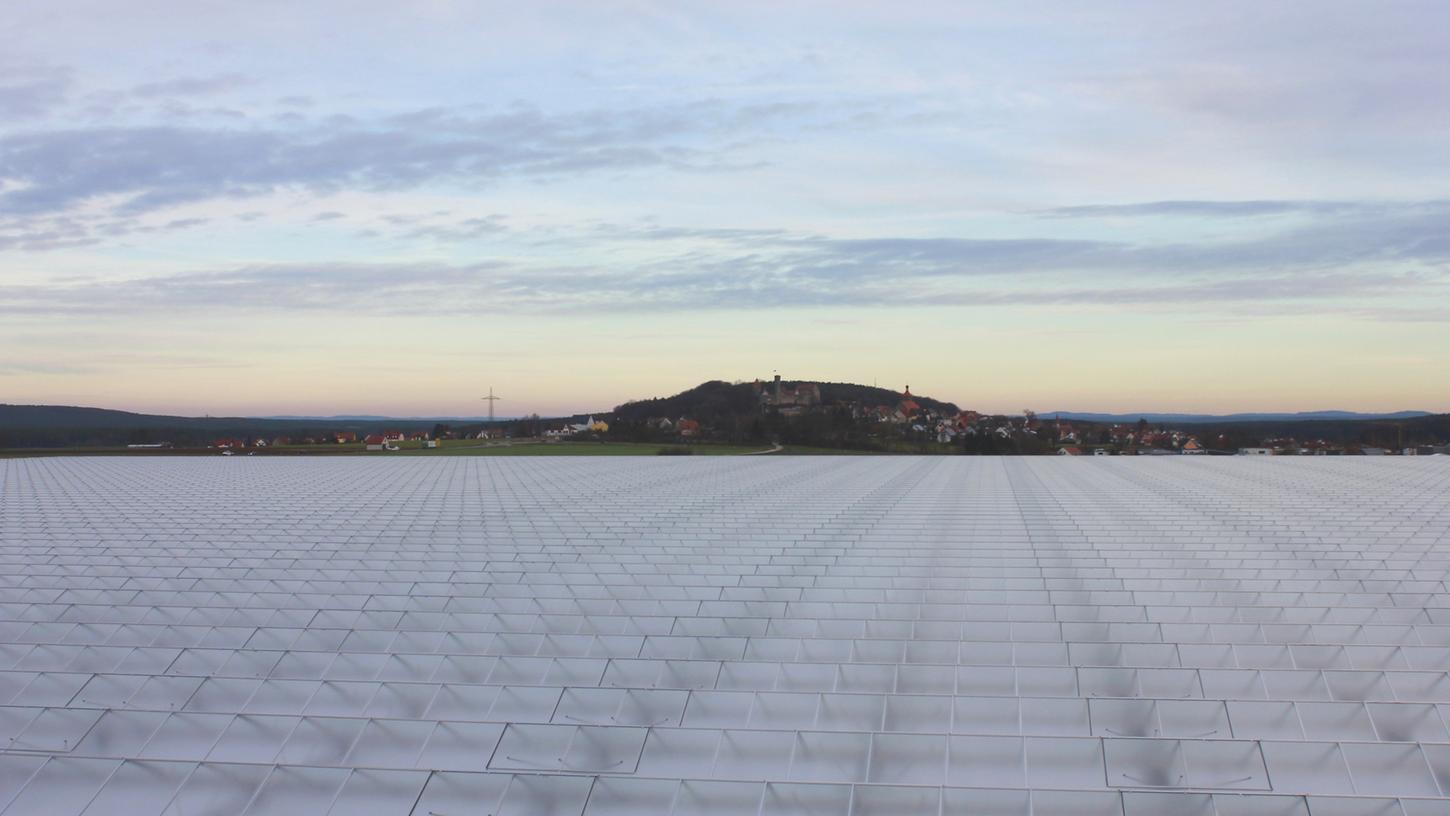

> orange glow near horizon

[{"left": 5, "top": 308, "right": 1446, "bottom": 418}]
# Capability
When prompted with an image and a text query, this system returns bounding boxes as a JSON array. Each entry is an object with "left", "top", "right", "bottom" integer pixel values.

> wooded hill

[{"left": 613, "top": 380, "right": 958, "bottom": 423}]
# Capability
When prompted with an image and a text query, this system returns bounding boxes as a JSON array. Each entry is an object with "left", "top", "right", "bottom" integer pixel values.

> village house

[
  {"left": 364, "top": 434, "right": 397, "bottom": 451},
  {"left": 334, "top": 431, "right": 358, "bottom": 444},
  {"left": 561, "top": 416, "right": 609, "bottom": 434},
  {"left": 677, "top": 418, "right": 701, "bottom": 438}
]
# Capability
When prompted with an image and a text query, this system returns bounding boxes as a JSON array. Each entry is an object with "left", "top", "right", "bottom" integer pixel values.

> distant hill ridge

[
  {"left": 1046, "top": 410, "right": 1432, "bottom": 424},
  {"left": 0, "top": 405, "right": 517, "bottom": 430},
  {"left": 0, "top": 404, "right": 266, "bottom": 430},
  {"left": 0, "top": 404, "right": 492, "bottom": 448},
  {"left": 259, "top": 415, "right": 520, "bottom": 422}
]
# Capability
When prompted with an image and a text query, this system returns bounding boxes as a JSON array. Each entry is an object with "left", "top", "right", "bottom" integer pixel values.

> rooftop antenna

[{"left": 481, "top": 387, "right": 502, "bottom": 424}]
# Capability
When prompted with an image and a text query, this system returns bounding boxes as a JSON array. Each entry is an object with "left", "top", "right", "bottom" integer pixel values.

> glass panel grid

[{"left": 0, "top": 456, "right": 1448, "bottom": 813}]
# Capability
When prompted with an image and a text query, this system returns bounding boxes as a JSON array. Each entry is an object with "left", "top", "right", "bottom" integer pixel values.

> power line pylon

[{"left": 481, "top": 387, "right": 502, "bottom": 423}]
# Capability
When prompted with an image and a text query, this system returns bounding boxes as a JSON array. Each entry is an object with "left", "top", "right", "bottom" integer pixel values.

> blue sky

[{"left": 2, "top": 1, "right": 1448, "bottom": 416}]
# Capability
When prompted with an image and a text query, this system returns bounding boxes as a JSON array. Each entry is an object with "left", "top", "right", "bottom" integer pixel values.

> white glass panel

[
  {"left": 159, "top": 762, "right": 272, "bottom": 816},
  {"left": 78, "top": 760, "right": 195, "bottom": 816},
  {"left": 323, "top": 769, "right": 428, "bottom": 816},
  {"left": 409, "top": 771, "right": 510, "bottom": 816},
  {"left": 787, "top": 731, "right": 870, "bottom": 783},
  {"left": 2, "top": 758, "right": 119, "bottom": 816}
]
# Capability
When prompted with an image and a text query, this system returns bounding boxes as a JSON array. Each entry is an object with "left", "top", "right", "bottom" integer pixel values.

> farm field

[
  {"left": 0, "top": 439, "right": 786, "bottom": 458},
  {"left": 404, "top": 441, "right": 776, "bottom": 456}
]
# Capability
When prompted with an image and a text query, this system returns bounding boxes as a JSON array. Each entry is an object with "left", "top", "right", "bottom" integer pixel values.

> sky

[{"left": 2, "top": 1, "right": 1448, "bottom": 417}]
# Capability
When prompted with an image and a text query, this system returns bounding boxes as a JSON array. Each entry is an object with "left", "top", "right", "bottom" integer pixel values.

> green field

[
  {"left": 778, "top": 445, "right": 885, "bottom": 455},
  {"left": 0, "top": 440, "right": 813, "bottom": 458},
  {"left": 404, "top": 441, "right": 776, "bottom": 456}
]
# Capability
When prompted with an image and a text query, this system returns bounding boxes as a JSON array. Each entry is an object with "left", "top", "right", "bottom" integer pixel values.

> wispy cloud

[
  {"left": 0, "top": 210, "right": 212, "bottom": 252},
  {"left": 130, "top": 73, "right": 252, "bottom": 99},
  {"left": 1033, "top": 200, "right": 1437, "bottom": 219},
  {"left": 0, "top": 65, "right": 71, "bottom": 120},
  {"left": 2, "top": 223, "right": 1441, "bottom": 318},
  {"left": 0, "top": 100, "right": 831, "bottom": 220},
  {"left": 644, "top": 205, "right": 1450, "bottom": 282}
]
